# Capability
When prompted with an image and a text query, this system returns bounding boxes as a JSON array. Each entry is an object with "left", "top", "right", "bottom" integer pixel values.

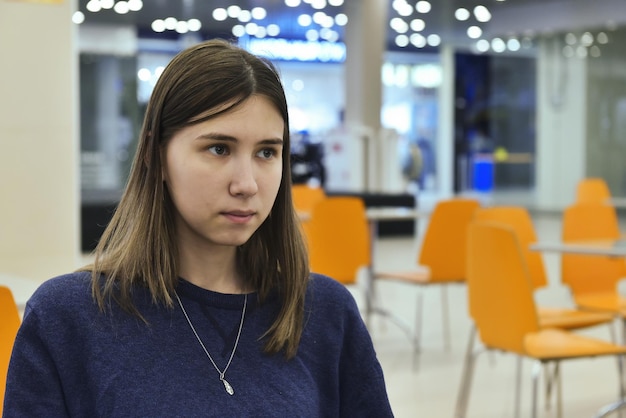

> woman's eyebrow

[{"left": 195, "top": 134, "right": 283, "bottom": 146}]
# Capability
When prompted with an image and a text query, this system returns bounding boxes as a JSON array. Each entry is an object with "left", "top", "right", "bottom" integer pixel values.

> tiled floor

[{"left": 3, "top": 191, "right": 626, "bottom": 417}]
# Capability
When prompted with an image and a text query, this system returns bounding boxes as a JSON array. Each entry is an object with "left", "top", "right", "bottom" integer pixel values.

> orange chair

[
  {"left": 575, "top": 177, "right": 612, "bottom": 204},
  {"left": 303, "top": 196, "right": 371, "bottom": 286},
  {"left": 561, "top": 203, "right": 626, "bottom": 315},
  {"left": 474, "top": 206, "right": 614, "bottom": 331},
  {"left": 0, "top": 286, "right": 21, "bottom": 416},
  {"left": 455, "top": 222, "right": 626, "bottom": 418},
  {"left": 291, "top": 184, "right": 326, "bottom": 216},
  {"left": 374, "top": 198, "right": 480, "bottom": 351}
]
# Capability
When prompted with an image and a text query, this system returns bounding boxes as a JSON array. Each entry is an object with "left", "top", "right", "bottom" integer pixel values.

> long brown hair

[{"left": 83, "top": 39, "right": 309, "bottom": 358}]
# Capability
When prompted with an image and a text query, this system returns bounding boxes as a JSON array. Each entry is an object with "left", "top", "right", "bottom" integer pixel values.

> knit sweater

[{"left": 4, "top": 272, "right": 394, "bottom": 417}]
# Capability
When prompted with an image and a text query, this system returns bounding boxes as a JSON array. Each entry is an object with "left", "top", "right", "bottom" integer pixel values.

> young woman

[{"left": 4, "top": 39, "right": 394, "bottom": 417}]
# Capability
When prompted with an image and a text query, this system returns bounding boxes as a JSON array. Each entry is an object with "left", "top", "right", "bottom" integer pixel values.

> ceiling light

[
  {"left": 306, "top": 29, "right": 320, "bottom": 41},
  {"left": 390, "top": 17, "right": 408, "bottom": 33},
  {"left": 151, "top": 19, "right": 166, "bottom": 32},
  {"left": 137, "top": 68, "right": 151, "bottom": 82},
  {"left": 467, "top": 26, "right": 482, "bottom": 39},
  {"left": 267, "top": 24, "right": 280, "bottom": 36},
  {"left": 311, "top": 0, "right": 327, "bottom": 9},
  {"left": 581, "top": 32, "right": 594, "bottom": 47},
  {"left": 320, "top": 15, "right": 334, "bottom": 28},
  {"left": 564, "top": 33, "right": 577, "bottom": 45},
  {"left": 576, "top": 46, "right": 588, "bottom": 58},
  {"left": 187, "top": 19, "right": 201, "bottom": 31},
  {"left": 251, "top": 7, "right": 267, "bottom": 20},
  {"left": 72, "top": 11, "right": 85, "bottom": 24},
  {"left": 590, "top": 45, "right": 601, "bottom": 58},
  {"left": 245, "top": 22, "right": 259, "bottom": 35},
  {"left": 473, "top": 5, "right": 491, "bottom": 23},
  {"left": 285, "top": 0, "right": 301, "bottom": 7},
  {"left": 313, "top": 11, "right": 327, "bottom": 24},
  {"left": 164, "top": 17, "right": 177, "bottom": 30},
  {"left": 213, "top": 8, "right": 228, "bottom": 21},
  {"left": 597, "top": 32, "right": 609, "bottom": 44},
  {"left": 455, "top": 8, "right": 470, "bottom": 21},
  {"left": 238, "top": 10, "right": 252, "bottom": 23},
  {"left": 255, "top": 27, "right": 267, "bottom": 38},
  {"left": 410, "top": 33, "right": 426, "bottom": 48},
  {"left": 507, "top": 38, "right": 520, "bottom": 51},
  {"left": 394, "top": 1, "right": 413, "bottom": 17},
  {"left": 86, "top": 0, "right": 101, "bottom": 13},
  {"left": 328, "top": 0, "right": 343, "bottom": 5},
  {"left": 100, "top": 0, "right": 114, "bottom": 10},
  {"left": 298, "top": 14, "right": 312, "bottom": 26},
  {"left": 395, "top": 34, "right": 409, "bottom": 47},
  {"left": 113, "top": 1, "right": 129, "bottom": 14},
  {"left": 476, "top": 39, "right": 490, "bottom": 52},
  {"left": 427, "top": 34, "right": 441, "bottom": 46},
  {"left": 232, "top": 24, "right": 245, "bottom": 37},
  {"left": 127, "top": 0, "right": 142, "bottom": 12},
  {"left": 416, "top": 1, "right": 431, "bottom": 13},
  {"left": 491, "top": 38, "right": 506, "bottom": 52},
  {"left": 176, "top": 21, "right": 189, "bottom": 34},
  {"left": 335, "top": 13, "right": 348, "bottom": 26},
  {"left": 227, "top": 5, "right": 241, "bottom": 18},
  {"left": 410, "top": 18, "right": 425, "bottom": 31}
]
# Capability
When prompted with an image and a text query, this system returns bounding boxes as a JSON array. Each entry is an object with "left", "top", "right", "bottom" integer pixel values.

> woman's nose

[{"left": 229, "top": 158, "right": 258, "bottom": 197}]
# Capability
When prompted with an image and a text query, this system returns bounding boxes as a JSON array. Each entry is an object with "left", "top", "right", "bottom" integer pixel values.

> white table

[
  {"left": 609, "top": 197, "right": 626, "bottom": 208},
  {"left": 530, "top": 239, "right": 626, "bottom": 257}
]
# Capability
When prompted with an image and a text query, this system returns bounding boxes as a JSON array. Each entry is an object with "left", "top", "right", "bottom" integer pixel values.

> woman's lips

[{"left": 222, "top": 211, "right": 255, "bottom": 224}]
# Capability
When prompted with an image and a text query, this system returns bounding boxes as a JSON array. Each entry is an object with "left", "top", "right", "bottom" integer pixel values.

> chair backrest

[
  {"left": 575, "top": 178, "right": 611, "bottom": 204},
  {"left": 304, "top": 196, "right": 371, "bottom": 285},
  {"left": 561, "top": 203, "right": 626, "bottom": 294},
  {"left": 474, "top": 206, "right": 548, "bottom": 290},
  {"left": 291, "top": 184, "right": 326, "bottom": 214},
  {"left": 0, "top": 286, "right": 21, "bottom": 414},
  {"left": 467, "top": 222, "right": 539, "bottom": 355},
  {"left": 418, "top": 198, "right": 481, "bottom": 281}
]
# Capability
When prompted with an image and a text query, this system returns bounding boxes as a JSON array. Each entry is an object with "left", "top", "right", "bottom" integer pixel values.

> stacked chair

[
  {"left": 291, "top": 183, "right": 326, "bottom": 217},
  {"left": 468, "top": 206, "right": 616, "bottom": 415},
  {"left": 373, "top": 198, "right": 480, "bottom": 357},
  {"left": 560, "top": 202, "right": 626, "bottom": 324},
  {"left": 455, "top": 221, "right": 626, "bottom": 418},
  {"left": 302, "top": 196, "right": 371, "bottom": 288},
  {"left": 575, "top": 177, "right": 612, "bottom": 204}
]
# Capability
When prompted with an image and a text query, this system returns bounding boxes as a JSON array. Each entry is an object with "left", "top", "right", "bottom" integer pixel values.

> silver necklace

[{"left": 174, "top": 291, "right": 247, "bottom": 396}]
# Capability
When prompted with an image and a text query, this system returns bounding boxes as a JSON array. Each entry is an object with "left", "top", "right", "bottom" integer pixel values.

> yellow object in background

[{"left": 493, "top": 147, "right": 508, "bottom": 162}]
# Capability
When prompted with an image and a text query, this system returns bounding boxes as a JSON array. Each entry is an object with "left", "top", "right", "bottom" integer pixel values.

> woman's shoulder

[
  {"left": 306, "top": 273, "right": 359, "bottom": 312},
  {"left": 25, "top": 271, "right": 94, "bottom": 315}
]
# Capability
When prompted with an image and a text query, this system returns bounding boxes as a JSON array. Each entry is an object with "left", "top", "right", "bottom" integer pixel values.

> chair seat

[
  {"left": 524, "top": 328, "right": 626, "bottom": 360},
  {"left": 573, "top": 292, "right": 626, "bottom": 316},
  {"left": 537, "top": 306, "right": 614, "bottom": 330},
  {"left": 374, "top": 267, "right": 464, "bottom": 285}
]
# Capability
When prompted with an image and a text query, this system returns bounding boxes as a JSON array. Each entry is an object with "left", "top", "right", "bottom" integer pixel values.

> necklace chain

[{"left": 174, "top": 290, "right": 247, "bottom": 396}]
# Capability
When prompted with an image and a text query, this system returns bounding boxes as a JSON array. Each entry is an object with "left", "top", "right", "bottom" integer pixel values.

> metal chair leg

[
  {"left": 531, "top": 360, "right": 542, "bottom": 418},
  {"left": 441, "top": 284, "right": 451, "bottom": 350},
  {"left": 454, "top": 325, "right": 477, "bottom": 418},
  {"left": 515, "top": 356, "right": 522, "bottom": 418}
]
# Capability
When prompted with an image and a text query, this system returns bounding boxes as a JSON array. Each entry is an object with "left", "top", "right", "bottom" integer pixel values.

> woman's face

[{"left": 163, "top": 95, "right": 284, "bottom": 251}]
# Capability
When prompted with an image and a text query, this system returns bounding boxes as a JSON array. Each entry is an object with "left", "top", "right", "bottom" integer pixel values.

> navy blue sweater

[{"left": 4, "top": 272, "right": 393, "bottom": 417}]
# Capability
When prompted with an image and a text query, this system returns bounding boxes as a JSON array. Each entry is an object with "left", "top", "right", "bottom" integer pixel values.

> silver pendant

[{"left": 222, "top": 378, "right": 234, "bottom": 395}]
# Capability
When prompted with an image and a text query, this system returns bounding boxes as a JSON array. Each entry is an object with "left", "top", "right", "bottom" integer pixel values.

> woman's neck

[{"left": 177, "top": 245, "right": 246, "bottom": 294}]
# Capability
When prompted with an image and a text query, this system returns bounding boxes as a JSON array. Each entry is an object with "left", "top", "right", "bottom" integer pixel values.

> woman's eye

[
  {"left": 208, "top": 144, "right": 228, "bottom": 155},
  {"left": 258, "top": 148, "right": 277, "bottom": 159}
]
